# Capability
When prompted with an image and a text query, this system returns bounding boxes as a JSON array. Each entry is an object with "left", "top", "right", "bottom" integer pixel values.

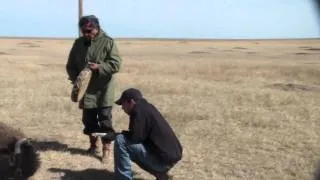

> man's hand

[
  {"left": 88, "top": 62, "right": 99, "bottom": 70},
  {"left": 121, "top": 130, "right": 132, "bottom": 139}
]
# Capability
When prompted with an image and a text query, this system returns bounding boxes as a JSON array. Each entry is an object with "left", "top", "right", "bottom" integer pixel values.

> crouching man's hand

[{"left": 121, "top": 130, "right": 132, "bottom": 139}]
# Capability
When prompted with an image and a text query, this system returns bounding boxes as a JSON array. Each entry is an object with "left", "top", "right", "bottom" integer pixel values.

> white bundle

[{"left": 91, "top": 132, "right": 108, "bottom": 137}]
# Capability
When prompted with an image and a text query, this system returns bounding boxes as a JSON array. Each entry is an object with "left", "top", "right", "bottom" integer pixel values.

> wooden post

[{"left": 78, "top": 0, "right": 83, "bottom": 37}]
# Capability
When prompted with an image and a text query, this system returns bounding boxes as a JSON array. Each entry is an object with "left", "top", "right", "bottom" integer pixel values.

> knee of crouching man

[{"left": 115, "top": 134, "right": 126, "bottom": 145}]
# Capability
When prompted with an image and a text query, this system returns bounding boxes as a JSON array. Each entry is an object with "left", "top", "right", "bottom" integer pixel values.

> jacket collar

[{"left": 92, "top": 29, "right": 106, "bottom": 42}]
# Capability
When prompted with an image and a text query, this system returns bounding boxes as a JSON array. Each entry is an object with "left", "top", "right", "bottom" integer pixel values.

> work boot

[
  {"left": 101, "top": 142, "right": 112, "bottom": 163},
  {"left": 86, "top": 135, "right": 99, "bottom": 155}
]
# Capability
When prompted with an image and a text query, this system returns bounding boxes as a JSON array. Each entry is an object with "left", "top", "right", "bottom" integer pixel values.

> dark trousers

[{"left": 82, "top": 106, "right": 116, "bottom": 143}]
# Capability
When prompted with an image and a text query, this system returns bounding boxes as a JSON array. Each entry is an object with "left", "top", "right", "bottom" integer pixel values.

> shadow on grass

[
  {"left": 315, "top": 160, "right": 320, "bottom": 180},
  {"left": 188, "top": 50, "right": 210, "bottom": 54},
  {"left": 30, "top": 140, "right": 101, "bottom": 161},
  {"left": 48, "top": 168, "right": 114, "bottom": 180},
  {"left": 31, "top": 140, "right": 69, "bottom": 151},
  {"left": 265, "top": 83, "right": 320, "bottom": 92},
  {"left": 48, "top": 168, "right": 146, "bottom": 180},
  {"left": 0, "top": 51, "right": 10, "bottom": 55},
  {"left": 299, "top": 46, "right": 320, "bottom": 51},
  {"left": 67, "top": 147, "right": 102, "bottom": 162}
]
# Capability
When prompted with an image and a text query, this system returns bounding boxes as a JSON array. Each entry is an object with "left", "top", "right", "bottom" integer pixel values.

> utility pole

[{"left": 78, "top": 0, "right": 83, "bottom": 37}]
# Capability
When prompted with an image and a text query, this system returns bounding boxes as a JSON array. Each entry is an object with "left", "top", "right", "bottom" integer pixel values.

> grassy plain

[{"left": 0, "top": 37, "right": 319, "bottom": 180}]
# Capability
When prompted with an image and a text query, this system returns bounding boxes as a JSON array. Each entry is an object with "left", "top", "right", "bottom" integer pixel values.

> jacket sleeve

[
  {"left": 129, "top": 109, "right": 150, "bottom": 143},
  {"left": 98, "top": 39, "right": 122, "bottom": 78},
  {"left": 66, "top": 41, "right": 78, "bottom": 82}
]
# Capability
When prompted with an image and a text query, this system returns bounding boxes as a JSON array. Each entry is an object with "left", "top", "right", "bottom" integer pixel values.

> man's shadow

[
  {"left": 30, "top": 139, "right": 101, "bottom": 161},
  {"left": 49, "top": 168, "right": 146, "bottom": 180},
  {"left": 67, "top": 147, "right": 102, "bottom": 161}
]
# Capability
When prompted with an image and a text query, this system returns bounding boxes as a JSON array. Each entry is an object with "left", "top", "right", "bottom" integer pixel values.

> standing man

[
  {"left": 66, "top": 15, "right": 122, "bottom": 163},
  {"left": 114, "top": 88, "right": 183, "bottom": 180}
]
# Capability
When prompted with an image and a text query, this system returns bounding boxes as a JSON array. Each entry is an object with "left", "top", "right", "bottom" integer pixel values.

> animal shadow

[
  {"left": 30, "top": 139, "right": 69, "bottom": 152},
  {"left": 49, "top": 168, "right": 146, "bottom": 180},
  {"left": 30, "top": 139, "right": 106, "bottom": 162},
  {"left": 49, "top": 168, "right": 114, "bottom": 180}
]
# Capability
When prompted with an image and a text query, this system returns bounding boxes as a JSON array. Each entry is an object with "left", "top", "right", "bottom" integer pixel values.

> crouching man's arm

[{"left": 122, "top": 109, "right": 150, "bottom": 144}]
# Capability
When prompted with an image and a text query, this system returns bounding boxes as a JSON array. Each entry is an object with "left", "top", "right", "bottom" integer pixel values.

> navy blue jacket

[{"left": 124, "top": 98, "right": 183, "bottom": 165}]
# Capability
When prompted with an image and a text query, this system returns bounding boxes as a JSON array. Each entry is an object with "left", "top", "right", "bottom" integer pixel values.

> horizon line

[{"left": 0, "top": 35, "right": 320, "bottom": 41}]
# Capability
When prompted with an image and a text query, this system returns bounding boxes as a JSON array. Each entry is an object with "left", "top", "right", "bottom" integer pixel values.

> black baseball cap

[
  {"left": 115, "top": 88, "right": 143, "bottom": 105},
  {"left": 79, "top": 15, "right": 100, "bottom": 29}
]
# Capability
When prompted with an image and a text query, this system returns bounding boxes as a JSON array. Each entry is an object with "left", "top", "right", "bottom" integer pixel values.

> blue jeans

[{"left": 114, "top": 134, "right": 172, "bottom": 180}]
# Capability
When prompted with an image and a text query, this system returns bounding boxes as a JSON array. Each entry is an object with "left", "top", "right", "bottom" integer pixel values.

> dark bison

[{"left": 0, "top": 121, "right": 40, "bottom": 180}]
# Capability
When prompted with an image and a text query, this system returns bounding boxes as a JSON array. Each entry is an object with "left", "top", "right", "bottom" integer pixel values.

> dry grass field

[{"left": 0, "top": 37, "right": 319, "bottom": 180}]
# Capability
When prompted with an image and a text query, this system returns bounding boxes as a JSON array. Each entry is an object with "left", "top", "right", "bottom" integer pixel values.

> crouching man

[{"left": 114, "top": 88, "right": 183, "bottom": 180}]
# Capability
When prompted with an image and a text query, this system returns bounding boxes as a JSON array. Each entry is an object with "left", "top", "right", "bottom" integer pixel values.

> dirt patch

[
  {"left": 0, "top": 52, "right": 10, "bottom": 55},
  {"left": 306, "top": 47, "right": 320, "bottom": 51},
  {"left": 17, "top": 42, "right": 41, "bottom": 48},
  {"left": 39, "top": 64, "right": 64, "bottom": 68},
  {"left": 299, "top": 46, "right": 320, "bottom": 51},
  {"left": 233, "top": 47, "right": 247, "bottom": 50},
  {"left": 222, "top": 49, "right": 234, "bottom": 52},
  {"left": 17, "top": 42, "right": 34, "bottom": 45},
  {"left": 295, "top": 52, "right": 310, "bottom": 55},
  {"left": 188, "top": 51, "right": 210, "bottom": 54},
  {"left": 27, "top": 44, "right": 41, "bottom": 48},
  {"left": 179, "top": 40, "right": 188, "bottom": 44},
  {"left": 208, "top": 47, "right": 218, "bottom": 50},
  {"left": 304, "top": 62, "right": 319, "bottom": 65},
  {"left": 299, "top": 46, "right": 312, "bottom": 49},
  {"left": 266, "top": 83, "right": 320, "bottom": 92}
]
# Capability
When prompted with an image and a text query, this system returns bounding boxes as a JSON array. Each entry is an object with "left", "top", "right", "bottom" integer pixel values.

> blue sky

[{"left": 0, "top": 0, "right": 319, "bottom": 39}]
